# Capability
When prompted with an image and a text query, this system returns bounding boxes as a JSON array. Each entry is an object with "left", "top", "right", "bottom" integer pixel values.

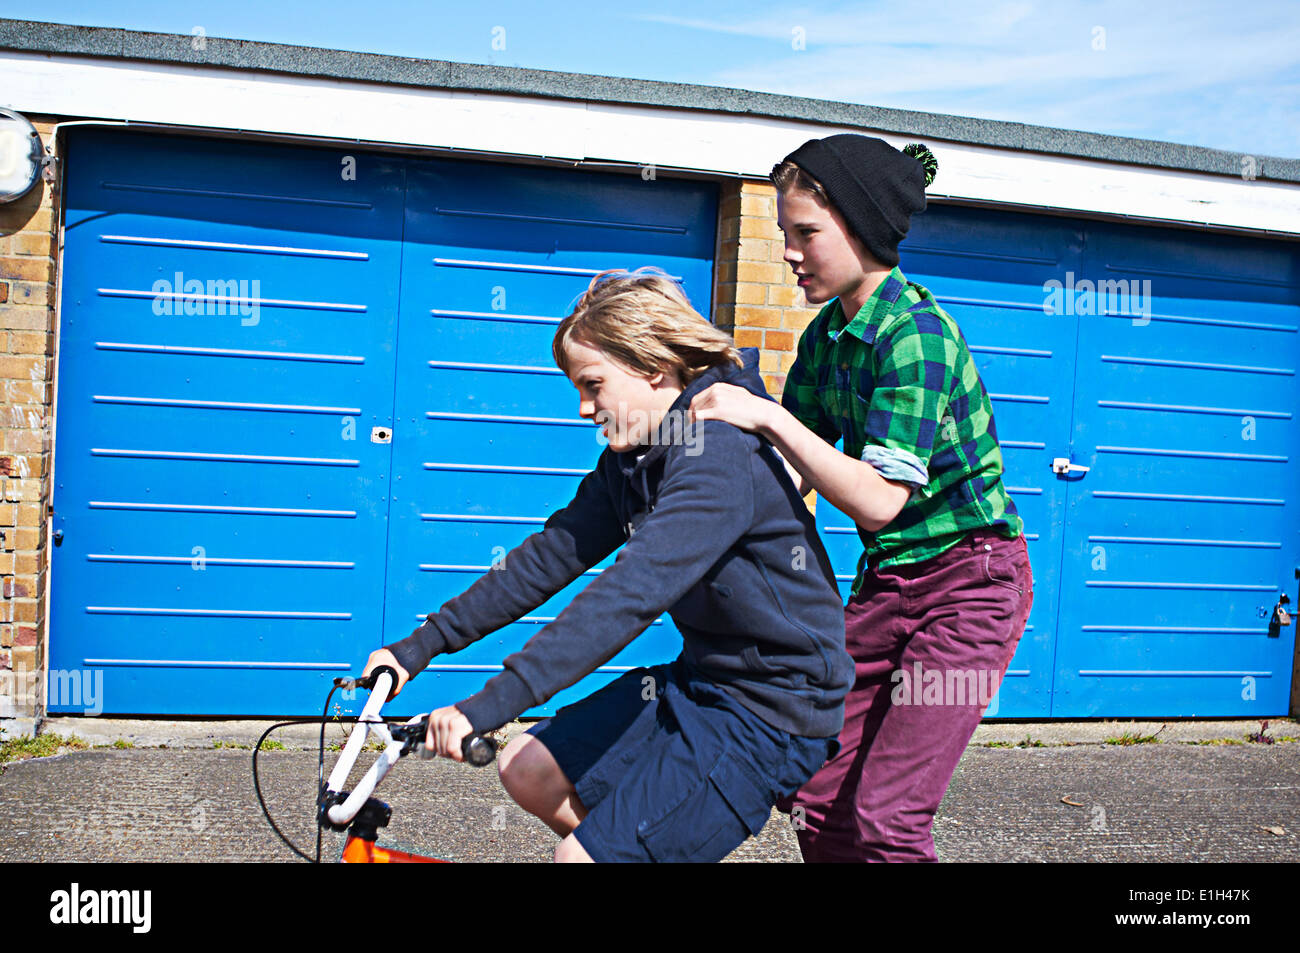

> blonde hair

[{"left": 553, "top": 267, "right": 742, "bottom": 385}]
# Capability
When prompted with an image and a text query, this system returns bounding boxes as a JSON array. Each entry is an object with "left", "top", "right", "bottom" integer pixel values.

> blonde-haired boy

[{"left": 366, "top": 268, "right": 852, "bottom": 863}]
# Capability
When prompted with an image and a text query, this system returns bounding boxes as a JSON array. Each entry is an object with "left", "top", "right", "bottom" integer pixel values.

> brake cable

[{"left": 252, "top": 682, "right": 353, "bottom": 863}]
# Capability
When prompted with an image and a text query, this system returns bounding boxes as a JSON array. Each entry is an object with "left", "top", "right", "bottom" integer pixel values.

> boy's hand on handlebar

[
  {"left": 361, "top": 648, "right": 410, "bottom": 700},
  {"left": 425, "top": 706, "right": 473, "bottom": 762}
]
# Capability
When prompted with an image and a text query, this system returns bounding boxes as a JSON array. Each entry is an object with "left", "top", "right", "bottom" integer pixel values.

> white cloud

[{"left": 632, "top": 0, "right": 1300, "bottom": 156}]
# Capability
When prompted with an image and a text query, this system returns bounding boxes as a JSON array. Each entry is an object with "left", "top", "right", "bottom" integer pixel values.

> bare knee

[
  {"left": 554, "top": 833, "right": 593, "bottom": 863},
  {"left": 498, "top": 733, "right": 588, "bottom": 837},
  {"left": 498, "top": 734, "right": 565, "bottom": 808}
]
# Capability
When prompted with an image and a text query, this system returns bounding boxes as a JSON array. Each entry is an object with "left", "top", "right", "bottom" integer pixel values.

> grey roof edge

[{"left": 3, "top": 17, "right": 1298, "bottom": 184}]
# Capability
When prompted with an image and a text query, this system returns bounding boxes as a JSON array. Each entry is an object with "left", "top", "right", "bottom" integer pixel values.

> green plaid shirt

[{"left": 783, "top": 267, "right": 1022, "bottom": 592}]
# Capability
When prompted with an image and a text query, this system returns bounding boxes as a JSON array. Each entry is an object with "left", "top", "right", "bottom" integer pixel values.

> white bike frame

[{"left": 323, "top": 672, "right": 424, "bottom": 826}]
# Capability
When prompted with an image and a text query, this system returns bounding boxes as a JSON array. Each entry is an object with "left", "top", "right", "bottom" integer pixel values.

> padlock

[{"left": 1272, "top": 593, "right": 1292, "bottom": 627}]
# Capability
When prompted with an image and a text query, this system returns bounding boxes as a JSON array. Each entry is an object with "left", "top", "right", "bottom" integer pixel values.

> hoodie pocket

[{"left": 741, "top": 644, "right": 778, "bottom": 674}]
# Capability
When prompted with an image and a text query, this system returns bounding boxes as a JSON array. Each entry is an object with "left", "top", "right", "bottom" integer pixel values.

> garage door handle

[{"left": 1051, "top": 457, "right": 1091, "bottom": 476}]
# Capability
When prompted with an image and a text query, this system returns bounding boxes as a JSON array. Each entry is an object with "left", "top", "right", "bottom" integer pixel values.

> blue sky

[{"left": 4, "top": 0, "right": 1298, "bottom": 158}]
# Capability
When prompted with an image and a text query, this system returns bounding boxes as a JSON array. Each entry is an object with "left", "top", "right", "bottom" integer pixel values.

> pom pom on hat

[{"left": 901, "top": 143, "right": 938, "bottom": 187}]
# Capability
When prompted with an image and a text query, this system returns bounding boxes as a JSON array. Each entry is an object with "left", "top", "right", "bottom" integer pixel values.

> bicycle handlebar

[
  {"left": 399, "top": 716, "right": 497, "bottom": 766},
  {"left": 463, "top": 734, "right": 497, "bottom": 767},
  {"left": 321, "top": 667, "right": 497, "bottom": 828},
  {"left": 355, "top": 666, "right": 496, "bottom": 764}
]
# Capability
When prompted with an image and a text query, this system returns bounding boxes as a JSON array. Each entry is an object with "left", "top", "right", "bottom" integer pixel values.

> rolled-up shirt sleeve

[{"left": 860, "top": 445, "right": 929, "bottom": 496}]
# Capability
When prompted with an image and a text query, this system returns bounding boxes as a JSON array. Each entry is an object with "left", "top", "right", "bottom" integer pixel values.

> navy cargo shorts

[{"left": 525, "top": 655, "right": 839, "bottom": 863}]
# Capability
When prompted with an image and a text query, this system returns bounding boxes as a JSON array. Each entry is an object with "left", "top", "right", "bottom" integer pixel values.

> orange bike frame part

[{"left": 341, "top": 836, "right": 450, "bottom": 863}]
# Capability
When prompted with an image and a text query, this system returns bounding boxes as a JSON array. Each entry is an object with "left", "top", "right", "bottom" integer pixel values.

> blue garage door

[
  {"left": 819, "top": 205, "right": 1299, "bottom": 717},
  {"left": 384, "top": 160, "right": 717, "bottom": 717},
  {"left": 1058, "top": 220, "right": 1298, "bottom": 716},
  {"left": 50, "top": 128, "right": 716, "bottom": 716}
]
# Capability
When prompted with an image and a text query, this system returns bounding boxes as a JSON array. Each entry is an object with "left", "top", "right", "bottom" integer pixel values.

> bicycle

[{"left": 253, "top": 665, "right": 497, "bottom": 863}]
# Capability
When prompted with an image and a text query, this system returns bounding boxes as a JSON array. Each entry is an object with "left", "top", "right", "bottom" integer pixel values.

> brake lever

[
  {"left": 387, "top": 716, "right": 497, "bottom": 766},
  {"left": 389, "top": 716, "right": 430, "bottom": 758}
]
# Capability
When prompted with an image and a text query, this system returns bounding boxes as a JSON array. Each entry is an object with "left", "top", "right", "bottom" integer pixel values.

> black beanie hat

[{"left": 783, "top": 135, "right": 937, "bottom": 268}]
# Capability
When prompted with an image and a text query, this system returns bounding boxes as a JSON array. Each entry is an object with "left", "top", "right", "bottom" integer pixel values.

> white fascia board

[{"left": 4, "top": 50, "right": 1299, "bottom": 237}]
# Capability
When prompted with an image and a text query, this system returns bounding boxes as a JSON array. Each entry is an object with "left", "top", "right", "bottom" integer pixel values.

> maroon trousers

[{"left": 783, "top": 528, "right": 1034, "bottom": 862}]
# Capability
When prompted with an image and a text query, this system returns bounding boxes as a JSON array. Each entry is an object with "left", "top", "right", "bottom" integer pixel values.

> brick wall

[
  {"left": 0, "top": 116, "right": 57, "bottom": 736},
  {"left": 713, "top": 180, "right": 817, "bottom": 397}
]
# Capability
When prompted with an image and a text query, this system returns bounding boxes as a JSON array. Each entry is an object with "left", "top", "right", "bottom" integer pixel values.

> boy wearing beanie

[{"left": 691, "top": 134, "right": 1034, "bottom": 862}]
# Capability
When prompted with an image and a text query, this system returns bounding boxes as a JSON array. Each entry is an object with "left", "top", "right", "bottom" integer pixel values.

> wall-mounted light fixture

[{"left": 0, "top": 108, "right": 50, "bottom": 203}]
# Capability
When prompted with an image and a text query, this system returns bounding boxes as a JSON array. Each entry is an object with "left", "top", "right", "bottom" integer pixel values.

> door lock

[
  {"left": 371, "top": 427, "right": 392, "bottom": 444},
  {"left": 1272, "top": 594, "right": 1291, "bottom": 628},
  {"left": 1051, "top": 457, "right": 1091, "bottom": 476}
]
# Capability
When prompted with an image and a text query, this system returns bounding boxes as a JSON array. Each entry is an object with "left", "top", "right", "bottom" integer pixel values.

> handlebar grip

[
  {"left": 462, "top": 733, "right": 497, "bottom": 767},
  {"left": 366, "top": 665, "right": 399, "bottom": 693}
]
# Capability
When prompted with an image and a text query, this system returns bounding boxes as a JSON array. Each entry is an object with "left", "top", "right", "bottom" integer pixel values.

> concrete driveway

[{"left": 1, "top": 717, "right": 1296, "bottom": 862}]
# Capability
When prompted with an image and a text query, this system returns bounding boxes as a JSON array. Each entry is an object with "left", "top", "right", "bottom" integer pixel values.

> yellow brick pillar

[
  {"left": 0, "top": 115, "right": 58, "bottom": 737},
  {"left": 713, "top": 178, "right": 823, "bottom": 510},
  {"left": 714, "top": 180, "right": 821, "bottom": 397}
]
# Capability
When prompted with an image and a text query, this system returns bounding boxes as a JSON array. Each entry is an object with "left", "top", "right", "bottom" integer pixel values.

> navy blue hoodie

[{"left": 387, "top": 348, "right": 853, "bottom": 738}]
